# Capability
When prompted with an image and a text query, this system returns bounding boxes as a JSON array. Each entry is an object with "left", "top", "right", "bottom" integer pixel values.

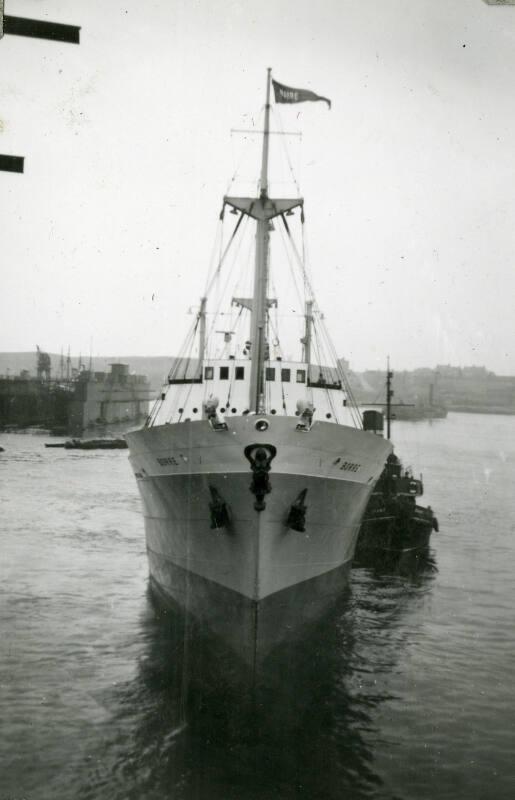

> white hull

[{"left": 127, "top": 415, "right": 391, "bottom": 663}]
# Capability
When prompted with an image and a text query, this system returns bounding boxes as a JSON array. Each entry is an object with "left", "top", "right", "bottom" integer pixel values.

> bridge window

[
  {"left": 235, "top": 366, "right": 245, "bottom": 380},
  {"left": 220, "top": 366, "right": 229, "bottom": 380},
  {"left": 265, "top": 367, "right": 275, "bottom": 381},
  {"left": 281, "top": 368, "right": 291, "bottom": 382},
  {"left": 204, "top": 366, "right": 213, "bottom": 380},
  {"left": 296, "top": 369, "right": 306, "bottom": 383}
]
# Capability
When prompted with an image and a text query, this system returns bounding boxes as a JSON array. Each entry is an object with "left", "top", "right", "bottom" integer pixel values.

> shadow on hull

[{"left": 147, "top": 555, "right": 353, "bottom": 678}]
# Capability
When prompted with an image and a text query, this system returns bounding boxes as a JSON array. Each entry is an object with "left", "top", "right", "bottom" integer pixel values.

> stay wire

[
  {"left": 281, "top": 210, "right": 362, "bottom": 426},
  {"left": 318, "top": 317, "right": 362, "bottom": 427},
  {"left": 224, "top": 306, "right": 244, "bottom": 408},
  {"left": 204, "top": 211, "right": 246, "bottom": 300},
  {"left": 311, "top": 317, "right": 339, "bottom": 424},
  {"left": 206, "top": 215, "right": 250, "bottom": 357},
  {"left": 271, "top": 106, "right": 302, "bottom": 196}
]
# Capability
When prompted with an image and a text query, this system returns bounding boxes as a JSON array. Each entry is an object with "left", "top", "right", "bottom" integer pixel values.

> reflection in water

[
  {"left": 354, "top": 543, "right": 438, "bottom": 583},
  {"left": 82, "top": 551, "right": 436, "bottom": 800}
]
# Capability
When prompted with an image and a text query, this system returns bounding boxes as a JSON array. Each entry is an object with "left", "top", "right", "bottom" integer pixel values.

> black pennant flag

[{"left": 272, "top": 79, "right": 331, "bottom": 109}]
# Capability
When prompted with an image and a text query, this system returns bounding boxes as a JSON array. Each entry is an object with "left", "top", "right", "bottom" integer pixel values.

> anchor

[
  {"left": 208, "top": 485, "right": 230, "bottom": 529},
  {"left": 244, "top": 443, "right": 277, "bottom": 511},
  {"left": 287, "top": 488, "right": 308, "bottom": 532}
]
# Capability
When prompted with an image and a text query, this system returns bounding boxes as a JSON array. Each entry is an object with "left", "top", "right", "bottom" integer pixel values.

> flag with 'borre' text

[{"left": 272, "top": 79, "right": 331, "bottom": 109}]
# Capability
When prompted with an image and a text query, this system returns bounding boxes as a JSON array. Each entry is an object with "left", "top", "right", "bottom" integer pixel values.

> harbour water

[{"left": 1, "top": 412, "right": 515, "bottom": 799}]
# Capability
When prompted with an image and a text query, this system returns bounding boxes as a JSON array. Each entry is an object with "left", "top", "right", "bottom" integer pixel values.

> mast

[
  {"left": 248, "top": 67, "right": 272, "bottom": 413},
  {"left": 260, "top": 68, "right": 272, "bottom": 196},
  {"left": 302, "top": 300, "right": 313, "bottom": 364},
  {"left": 386, "top": 357, "right": 394, "bottom": 439},
  {"left": 198, "top": 296, "right": 207, "bottom": 364},
  {"left": 224, "top": 68, "right": 303, "bottom": 412}
]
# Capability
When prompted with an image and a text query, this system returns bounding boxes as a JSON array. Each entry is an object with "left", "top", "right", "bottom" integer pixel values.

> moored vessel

[
  {"left": 358, "top": 451, "right": 438, "bottom": 553},
  {"left": 127, "top": 70, "right": 392, "bottom": 668},
  {"left": 359, "top": 364, "right": 439, "bottom": 554}
]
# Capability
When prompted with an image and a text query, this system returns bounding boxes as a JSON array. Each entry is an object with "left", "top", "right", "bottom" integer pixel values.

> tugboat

[
  {"left": 358, "top": 451, "right": 438, "bottom": 552},
  {"left": 358, "top": 363, "right": 438, "bottom": 553}
]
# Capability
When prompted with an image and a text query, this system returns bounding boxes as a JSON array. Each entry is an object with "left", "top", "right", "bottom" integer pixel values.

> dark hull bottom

[
  {"left": 357, "top": 515, "right": 433, "bottom": 553},
  {"left": 147, "top": 551, "right": 352, "bottom": 672}
]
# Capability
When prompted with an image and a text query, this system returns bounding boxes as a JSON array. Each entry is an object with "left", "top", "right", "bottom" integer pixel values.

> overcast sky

[{"left": 2, "top": 0, "right": 515, "bottom": 373}]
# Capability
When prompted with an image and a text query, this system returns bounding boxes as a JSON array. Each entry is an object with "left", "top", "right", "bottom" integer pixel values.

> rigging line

[
  {"left": 267, "top": 273, "right": 282, "bottom": 359},
  {"left": 174, "top": 325, "right": 200, "bottom": 389},
  {"left": 309, "top": 318, "right": 326, "bottom": 380},
  {"left": 325, "top": 380, "right": 339, "bottom": 423},
  {"left": 280, "top": 212, "right": 313, "bottom": 301},
  {"left": 310, "top": 316, "right": 326, "bottom": 373},
  {"left": 169, "top": 355, "right": 198, "bottom": 423},
  {"left": 300, "top": 212, "right": 310, "bottom": 299},
  {"left": 319, "top": 326, "right": 359, "bottom": 425},
  {"left": 206, "top": 215, "right": 250, "bottom": 355},
  {"left": 147, "top": 393, "right": 161, "bottom": 427},
  {"left": 318, "top": 318, "right": 362, "bottom": 427},
  {"left": 211, "top": 247, "right": 250, "bottom": 359},
  {"left": 280, "top": 214, "right": 347, "bottom": 406},
  {"left": 229, "top": 229, "right": 255, "bottom": 329},
  {"left": 311, "top": 308, "right": 354, "bottom": 425},
  {"left": 204, "top": 214, "right": 223, "bottom": 294},
  {"left": 168, "top": 371, "right": 196, "bottom": 424},
  {"left": 206, "top": 211, "right": 245, "bottom": 303},
  {"left": 179, "top": 313, "right": 202, "bottom": 380},
  {"left": 281, "top": 209, "right": 320, "bottom": 314},
  {"left": 271, "top": 338, "right": 287, "bottom": 415},
  {"left": 271, "top": 106, "right": 302, "bottom": 196},
  {"left": 204, "top": 211, "right": 246, "bottom": 300},
  {"left": 277, "top": 217, "right": 304, "bottom": 310},
  {"left": 267, "top": 314, "right": 283, "bottom": 363},
  {"left": 167, "top": 316, "right": 198, "bottom": 381},
  {"left": 171, "top": 368, "right": 200, "bottom": 422},
  {"left": 202, "top": 217, "right": 224, "bottom": 299},
  {"left": 369, "top": 387, "right": 385, "bottom": 406},
  {"left": 226, "top": 125, "right": 257, "bottom": 195},
  {"left": 156, "top": 315, "right": 200, "bottom": 424},
  {"left": 266, "top": 351, "right": 274, "bottom": 413},
  {"left": 268, "top": 255, "right": 283, "bottom": 349},
  {"left": 229, "top": 100, "right": 270, "bottom": 188},
  {"left": 224, "top": 307, "right": 244, "bottom": 408},
  {"left": 311, "top": 318, "right": 339, "bottom": 424}
]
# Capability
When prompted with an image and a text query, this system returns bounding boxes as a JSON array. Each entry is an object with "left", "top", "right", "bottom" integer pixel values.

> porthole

[
  {"left": 255, "top": 419, "right": 269, "bottom": 432},
  {"left": 271, "top": 409, "right": 277, "bottom": 415},
  {"left": 220, "top": 407, "right": 226, "bottom": 413},
  {"left": 326, "top": 413, "right": 332, "bottom": 419},
  {"left": 193, "top": 407, "right": 198, "bottom": 413},
  {"left": 231, "top": 408, "right": 237, "bottom": 413},
  {"left": 178, "top": 408, "right": 184, "bottom": 414}
]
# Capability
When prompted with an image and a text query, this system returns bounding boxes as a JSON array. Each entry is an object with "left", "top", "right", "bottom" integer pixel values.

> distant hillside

[
  {"left": 0, "top": 353, "right": 174, "bottom": 392},
  {"left": 349, "top": 365, "right": 515, "bottom": 415},
  {"left": 3, "top": 353, "right": 515, "bottom": 414}
]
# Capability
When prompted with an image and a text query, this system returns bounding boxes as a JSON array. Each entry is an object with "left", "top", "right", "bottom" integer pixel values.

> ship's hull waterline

[{"left": 127, "top": 415, "right": 392, "bottom": 664}]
